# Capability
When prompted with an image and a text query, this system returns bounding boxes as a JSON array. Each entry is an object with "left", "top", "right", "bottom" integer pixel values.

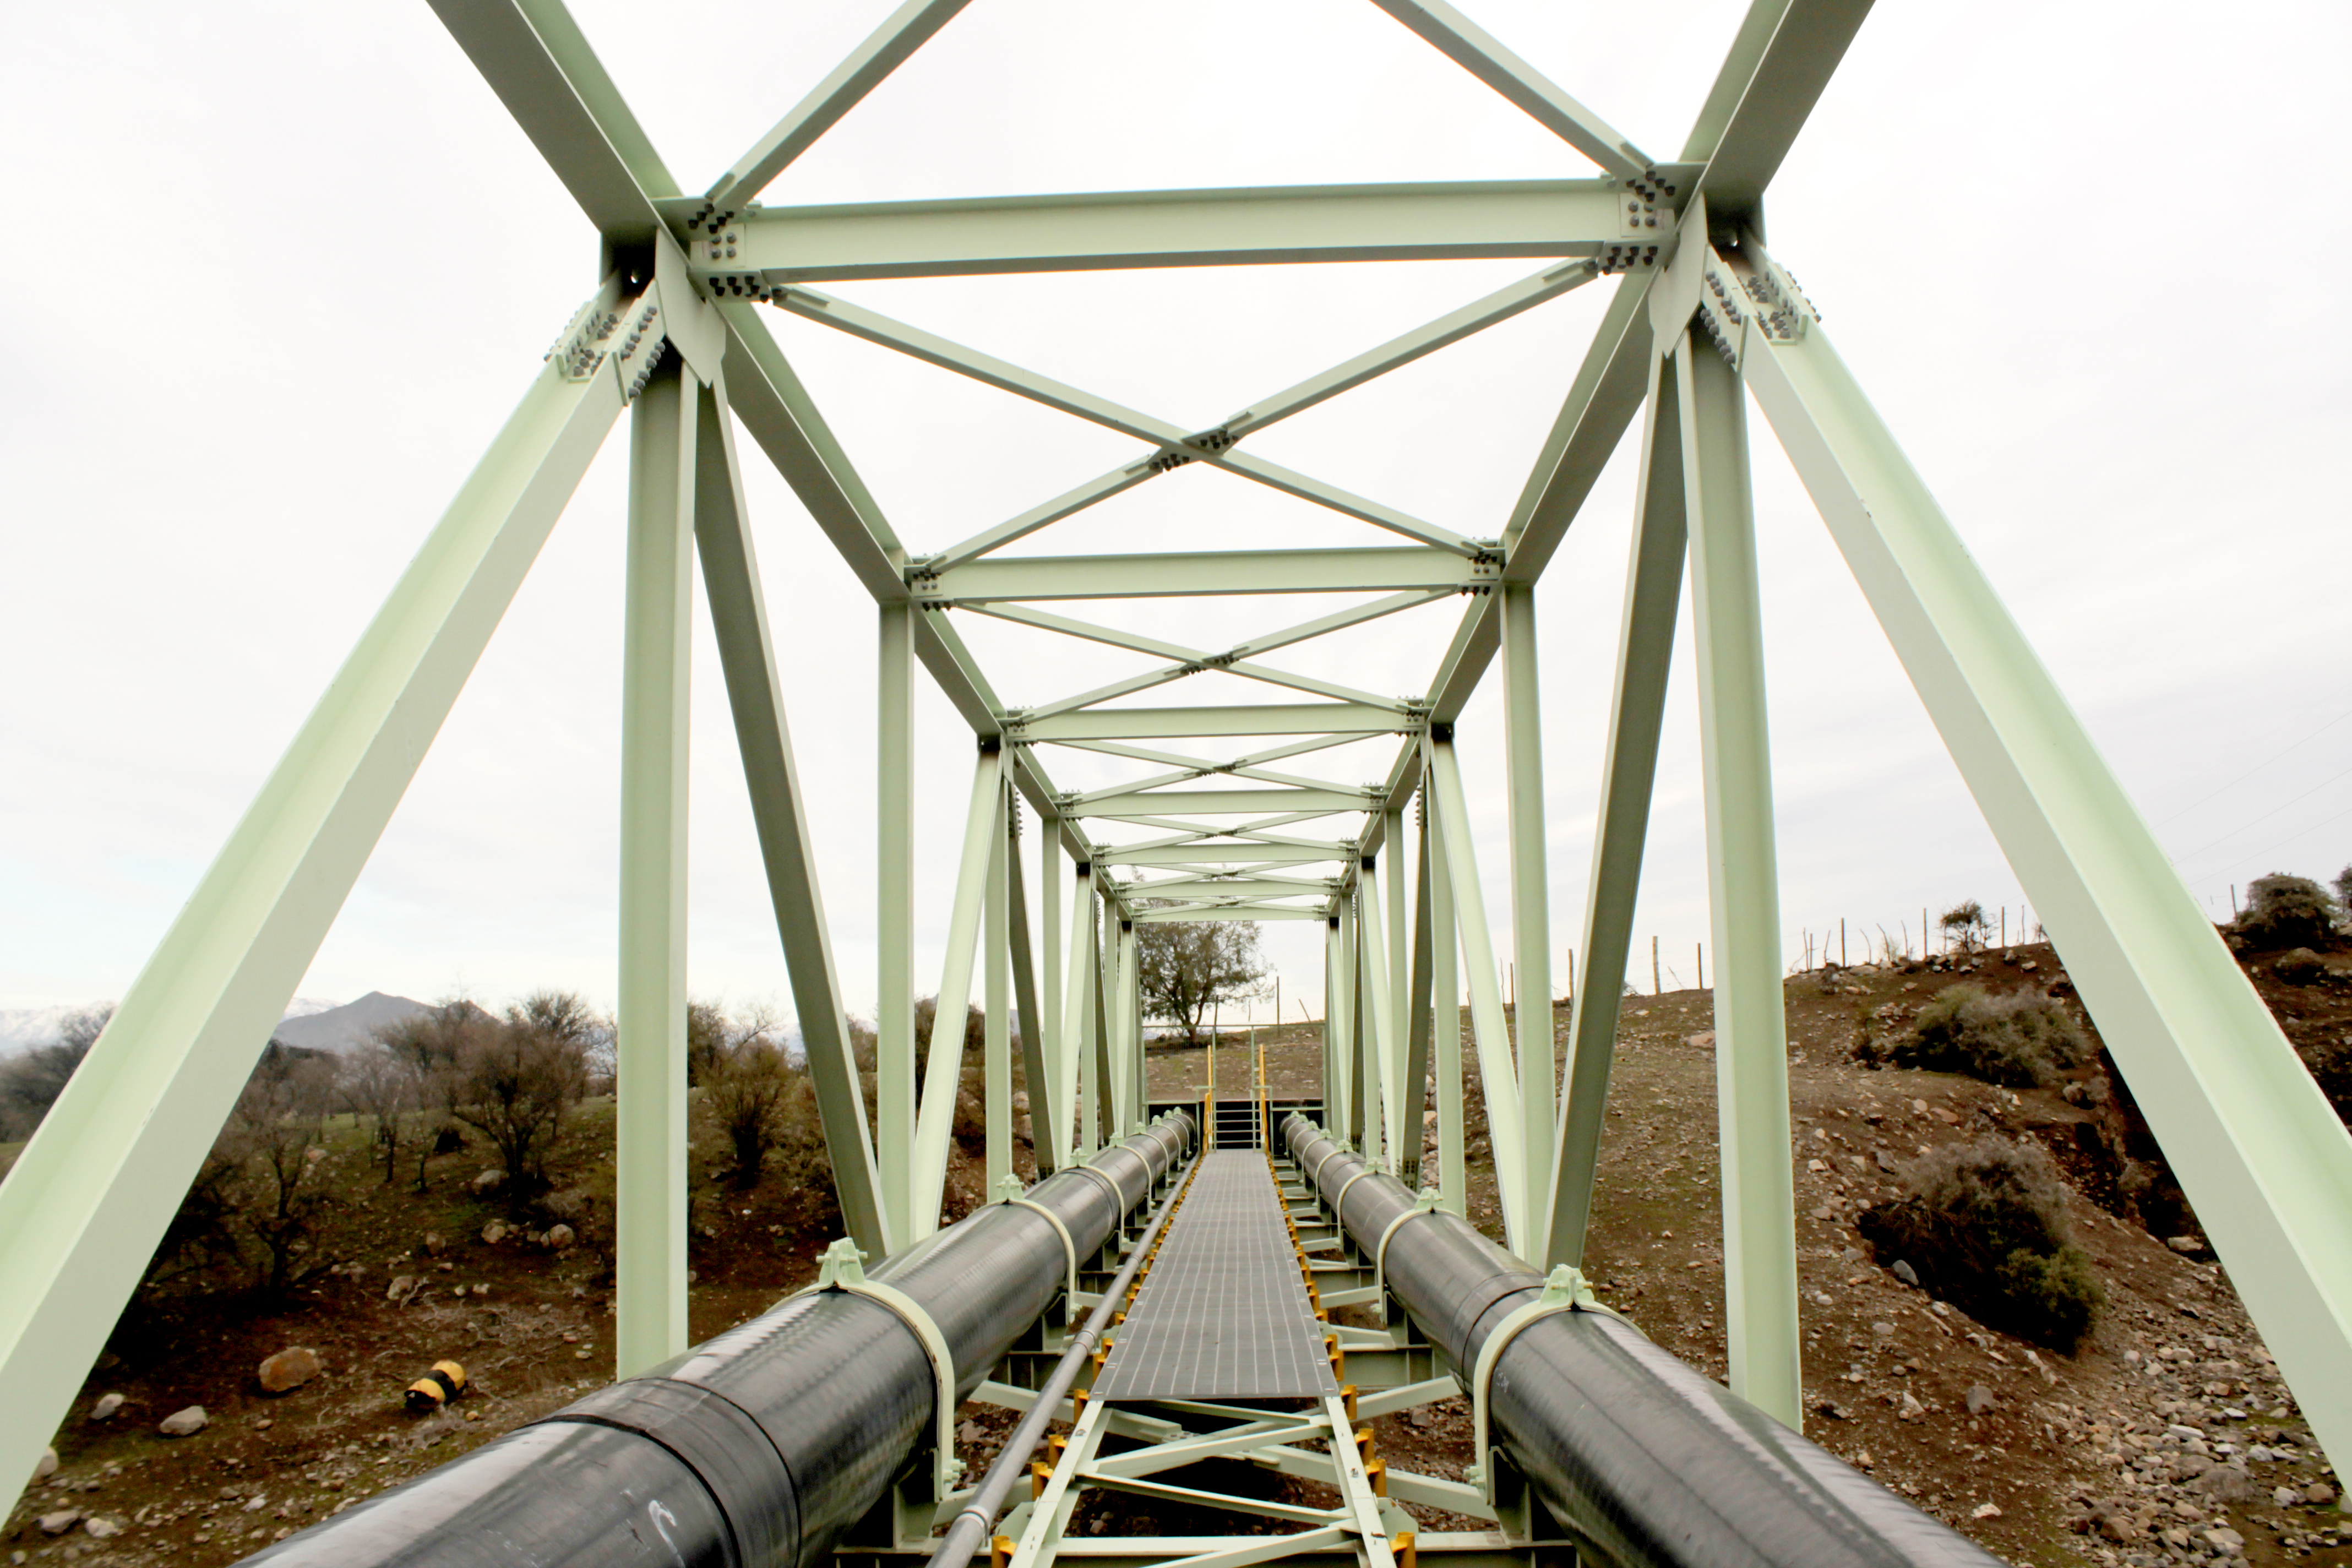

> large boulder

[
  {"left": 89, "top": 1392, "right": 124, "bottom": 1420},
  {"left": 159, "top": 1405, "right": 208, "bottom": 1436},
  {"left": 259, "top": 1347, "right": 323, "bottom": 1393}
]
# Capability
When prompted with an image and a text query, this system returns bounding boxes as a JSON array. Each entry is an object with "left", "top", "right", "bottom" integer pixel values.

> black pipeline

[
  {"left": 1283, "top": 1115, "right": 2001, "bottom": 1568},
  {"left": 238, "top": 1114, "right": 1194, "bottom": 1568}
]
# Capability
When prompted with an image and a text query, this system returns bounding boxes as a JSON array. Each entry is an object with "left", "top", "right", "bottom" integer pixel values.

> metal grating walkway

[{"left": 1089, "top": 1150, "right": 1338, "bottom": 1402}]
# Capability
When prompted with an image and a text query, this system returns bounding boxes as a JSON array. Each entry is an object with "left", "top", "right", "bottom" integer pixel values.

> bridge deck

[{"left": 1088, "top": 1149, "right": 1336, "bottom": 1402}]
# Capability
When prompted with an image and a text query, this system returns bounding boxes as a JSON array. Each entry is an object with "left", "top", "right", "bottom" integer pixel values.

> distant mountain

[
  {"left": 271, "top": 993, "right": 431, "bottom": 1055},
  {"left": 0, "top": 996, "right": 349, "bottom": 1054}
]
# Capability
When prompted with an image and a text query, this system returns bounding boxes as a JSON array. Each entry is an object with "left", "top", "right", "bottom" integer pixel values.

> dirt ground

[{"left": 7, "top": 943, "right": 2349, "bottom": 1567}]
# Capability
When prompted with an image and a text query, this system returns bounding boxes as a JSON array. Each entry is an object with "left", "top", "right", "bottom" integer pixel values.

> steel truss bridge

[{"left": 2, "top": 0, "right": 2348, "bottom": 1562}]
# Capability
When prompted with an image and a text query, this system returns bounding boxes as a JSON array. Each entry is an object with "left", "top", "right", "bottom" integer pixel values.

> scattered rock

[
  {"left": 388, "top": 1274, "right": 417, "bottom": 1302},
  {"left": 1970, "top": 1502, "right": 2001, "bottom": 1520},
  {"left": 2277, "top": 1487, "right": 2304, "bottom": 1509},
  {"left": 2199, "top": 1466, "right": 2260, "bottom": 1504},
  {"left": 1011, "top": 1091, "right": 1030, "bottom": 1113},
  {"left": 1853, "top": 1450, "right": 1874, "bottom": 1469},
  {"left": 259, "top": 1347, "right": 323, "bottom": 1393},
  {"left": 1685, "top": 1032, "right": 1714, "bottom": 1049},
  {"left": 81, "top": 1518, "right": 120, "bottom": 1541},
  {"left": 1874, "top": 1150, "right": 1899, "bottom": 1173},
  {"left": 546, "top": 1224, "right": 576, "bottom": 1250},
  {"left": 159, "top": 1406, "right": 208, "bottom": 1436},
  {"left": 957, "top": 1420, "right": 984, "bottom": 1444},
  {"left": 1966, "top": 1385, "right": 1995, "bottom": 1415},
  {"left": 422, "top": 1232, "right": 447, "bottom": 1256},
  {"left": 2167, "top": 1235, "right": 2207, "bottom": 1256},
  {"left": 471, "top": 1169, "right": 507, "bottom": 1196},
  {"left": 1871, "top": 1321, "right": 1896, "bottom": 1338},
  {"left": 481, "top": 1221, "right": 508, "bottom": 1245},
  {"left": 37, "top": 1510, "right": 80, "bottom": 1536},
  {"left": 89, "top": 1392, "right": 123, "bottom": 1421},
  {"left": 31, "top": 1446, "right": 58, "bottom": 1484},
  {"left": 2204, "top": 1526, "right": 2245, "bottom": 1556},
  {"left": 2304, "top": 1481, "right": 2336, "bottom": 1505},
  {"left": 1898, "top": 1392, "right": 1925, "bottom": 1420},
  {"left": 1891, "top": 1260, "right": 1919, "bottom": 1287}
]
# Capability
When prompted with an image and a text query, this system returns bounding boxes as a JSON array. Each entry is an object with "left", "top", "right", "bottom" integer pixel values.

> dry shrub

[
  {"left": 1893, "top": 982, "right": 2088, "bottom": 1087},
  {"left": 2234, "top": 874, "right": 2338, "bottom": 952},
  {"left": 1859, "top": 1136, "right": 2101, "bottom": 1351}
]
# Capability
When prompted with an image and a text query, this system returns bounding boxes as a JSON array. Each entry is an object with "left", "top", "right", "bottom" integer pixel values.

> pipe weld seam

[{"left": 535, "top": 1377, "right": 796, "bottom": 1568}]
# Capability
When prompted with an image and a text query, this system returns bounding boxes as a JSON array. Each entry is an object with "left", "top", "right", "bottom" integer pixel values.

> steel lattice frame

[{"left": 3, "top": 0, "right": 2349, "bottom": 1520}]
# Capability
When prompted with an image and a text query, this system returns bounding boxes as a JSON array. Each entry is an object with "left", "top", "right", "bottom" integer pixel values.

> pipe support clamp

[
  {"left": 1371, "top": 1189, "right": 1444, "bottom": 1326},
  {"left": 1467, "top": 1266, "right": 1595, "bottom": 1504},
  {"left": 1005, "top": 1195, "right": 1079, "bottom": 1324},
  {"left": 799, "top": 1240, "right": 966, "bottom": 1494}
]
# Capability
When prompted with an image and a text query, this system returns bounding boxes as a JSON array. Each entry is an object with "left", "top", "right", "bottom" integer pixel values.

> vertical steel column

[
  {"left": 876, "top": 602, "right": 918, "bottom": 1248},
  {"left": 1431, "top": 805, "right": 1464, "bottom": 1217},
  {"left": 1358, "top": 865, "right": 1395, "bottom": 1161},
  {"left": 985, "top": 781, "right": 1012, "bottom": 1194},
  {"left": 1500, "top": 580, "right": 1554, "bottom": 1238},
  {"left": 1680, "top": 331, "right": 1800, "bottom": 1428},
  {"left": 1121, "top": 918, "right": 1142, "bottom": 1134},
  {"left": 1090, "top": 890, "right": 1115, "bottom": 1147},
  {"left": 616, "top": 360, "right": 695, "bottom": 1376},
  {"left": 1384, "top": 810, "right": 1410, "bottom": 1156},
  {"left": 1545, "top": 350, "right": 1687, "bottom": 1271},
  {"left": 1340, "top": 900, "right": 1362, "bottom": 1147},
  {"left": 1005, "top": 807, "right": 1054, "bottom": 1175},
  {"left": 1322, "top": 917, "right": 1341, "bottom": 1131},
  {"left": 1066, "top": 862, "right": 1095, "bottom": 1157},
  {"left": 1402, "top": 804, "right": 1436, "bottom": 1192},
  {"left": 1041, "top": 812, "right": 1064, "bottom": 1156}
]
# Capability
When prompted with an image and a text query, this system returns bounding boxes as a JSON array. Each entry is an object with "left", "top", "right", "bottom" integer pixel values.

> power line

[
  {"left": 2204, "top": 802, "right": 2352, "bottom": 888},
  {"left": 2152, "top": 705, "right": 2352, "bottom": 829},
  {"left": 2173, "top": 758, "right": 2352, "bottom": 869}
]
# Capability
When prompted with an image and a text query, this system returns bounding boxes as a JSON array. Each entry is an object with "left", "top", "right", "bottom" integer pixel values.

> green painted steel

[
  {"left": 715, "top": 179, "right": 1638, "bottom": 282},
  {"left": 1738, "top": 251, "right": 2352, "bottom": 1467},
  {"left": 1500, "top": 582, "right": 1554, "bottom": 1232},
  {"left": 0, "top": 319, "right": 629, "bottom": 1511},
  {"left": 927, "top": 547, "right": 1487, "bottom": 605},
  {"left": 1545, "top": 349, "right": 1689, "bottom": 1272},
  {"left": 913, "top": 747, "right": 1007, "bottom": 1238},
  {"left": 616, "top": 360, "right": 697, "bottom": 1376},
  {"left": 1678, "top": 329, "right": 1800, "bottom": 1429},
  {"left": 876, "top": 601, "right": 919, "bottom": 1246}
]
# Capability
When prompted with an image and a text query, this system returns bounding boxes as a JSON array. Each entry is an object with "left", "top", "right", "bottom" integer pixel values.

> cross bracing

[{"left": 3, "top": 0, "right": 2350, "bottom": 1542}]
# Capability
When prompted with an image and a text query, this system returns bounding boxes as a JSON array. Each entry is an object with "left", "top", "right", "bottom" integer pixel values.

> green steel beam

[
  {"left": 876, "top": 602, "right": 918, "bottom": 1246},
  {"left": 0, "top": 319, "right": 631, "bottom": 1513},
  {"left": 926, "top": 548, "right": 1489, "bottom": 605},
  {"left": 708, "top": 179, "right": 1642, "bottom": 282},
  {"left": 1685, "top": 0, "right": 1876, "bottom": 231},
  {"left": 774, "top": 290, "right": 1485, "bottom": 553},
  {"left": 1545, "top": 349, "right": 1686, "bottom": 1272},
  {"left": 913, "top": 745, "right": 1008, "bottom": 1237},
  {"left": 696, "top": 0, "right": 974, "bottom": 219},
  {"left": 693, "top": 374, "right": 890, "bottom": 1257},
  {"left": 1499, "top": 581, "right": 1553, "bottom": 1234},
  {"left": 1006, "top": 804, "right": 1054, "bottom": 1175},
  {"left": 1134, "top": 906, "right": 1328, "bottom": 924},
  {"left": 1678, "top": 324, "right": 1800, "bottom": 1429},
  {"left": 426, "top": 0, "right": 676, "bottom": 239},
  {"left": 1018, "top": 703, "right": 1416, "bottom": 743},
  {"left": 1427, "top": 735, "right": 1529, "bottom": 1254},
  {"left": 1363, "top": 0, "right": 1654, "bottom": 179},
  {"left": 1035, "top": 808, "right": 1065, "bottom": 1163},
  {"left": 1738, "top": 240, "right": 2352, "bottom": 1470},
  {"left": 1071, "top": 788, "right": 1373, "bottom": 818},
  {"left": 1128, "top": 879, "right": 1333, "bottom": 901},
  {"left": 616, "top": 360, "right": 696, "bottom": 1377},
  {"left": 986, "top": 781, "right": 1014, "bottom": 1193}
]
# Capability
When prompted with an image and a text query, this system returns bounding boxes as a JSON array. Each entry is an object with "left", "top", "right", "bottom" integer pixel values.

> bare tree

[
  {"left": 441, "top": 994, "right": 594, "bottom": 1201},
  {"left": 1134, "top": 922, "right": 1268, "bottom": 1045},
  {"left": 703, "top": 1005, "right": 795, "bottom": 1189},
  {"left": 1939, "top": 900, "right": 1989, "bottom": 954},
  {"left": 223, "top": 1043, "right": 341, "bottom": 1298},
  {"left": 343, "top": 1042, "right": 423, "bottom": 1184}
]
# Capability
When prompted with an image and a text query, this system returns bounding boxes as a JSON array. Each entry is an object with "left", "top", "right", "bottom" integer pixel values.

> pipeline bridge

[{"left": 3, "top": 0, "right": 2350, "bottom": 1563}]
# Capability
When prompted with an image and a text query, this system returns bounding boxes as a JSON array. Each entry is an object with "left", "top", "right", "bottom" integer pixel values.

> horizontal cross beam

[
  {"left": 1094, "top": 844, "right": 1348, "bottom": 868},
  {"left": 921, "top": 548, "right": 1492, "bottom": 603},
  {"left": 1016, "top": 704, "right": 1418, "bottom": 742},
  {"left": 1070, "top": 787, "right": 1373, "bottom": 818},
  {"left": 691, "top": 179, "right": 1658, "bottom": 283}
]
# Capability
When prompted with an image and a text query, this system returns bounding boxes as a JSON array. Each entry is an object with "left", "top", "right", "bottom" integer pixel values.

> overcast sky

[{"left": 3, "top": 0, "right": 2347, "bottom": 1034}]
